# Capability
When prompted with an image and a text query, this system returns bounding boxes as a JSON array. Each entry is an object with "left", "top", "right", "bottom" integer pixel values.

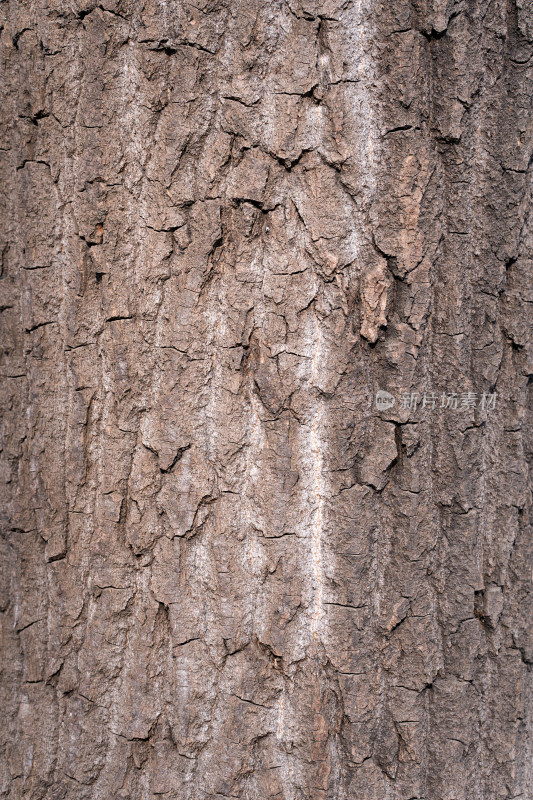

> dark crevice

[
  {"left": 25, "top": 320, "right": 56, "bottom": 333},
  {"left": 268, "top": 147, "right": 313, "bottom": 172},
  {"left": 160, "top": 444, "right": 191, "bottom": 474},
  {"left": 394, "top": 423, "right": 404, "bottom": 468},
  {"left": 383, "top": 125, "right": 416, "bottom": 136},
  {"left": 420, "top": 9, "right": 462, "bottom": 41},
  {"left": 12, "top": 27, "right": 31, "bottom": 49}
]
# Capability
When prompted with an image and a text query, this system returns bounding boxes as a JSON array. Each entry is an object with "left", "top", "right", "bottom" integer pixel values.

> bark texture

[{"left": 1, "top": 1, "right": 533, "bottom": 799}]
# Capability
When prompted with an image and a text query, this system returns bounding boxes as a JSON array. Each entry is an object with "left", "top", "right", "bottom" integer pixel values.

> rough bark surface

[{"left": 1, "top": 1, "right": 532, "bottom": 798}]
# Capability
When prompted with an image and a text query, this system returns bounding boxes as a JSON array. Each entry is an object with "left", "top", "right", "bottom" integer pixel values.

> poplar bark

[{"left": 1, "top": 1, "right": 532, "bottom": 799}]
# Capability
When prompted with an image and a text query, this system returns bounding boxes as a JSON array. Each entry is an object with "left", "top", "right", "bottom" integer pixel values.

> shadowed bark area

[{"left": 0, "top": 1, "right": 532, "bottom": 799}]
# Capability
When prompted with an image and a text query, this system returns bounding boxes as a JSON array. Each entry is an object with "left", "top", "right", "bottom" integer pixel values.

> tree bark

[{"left": 1, "top": 1, "right": 532, "bottom": 799}]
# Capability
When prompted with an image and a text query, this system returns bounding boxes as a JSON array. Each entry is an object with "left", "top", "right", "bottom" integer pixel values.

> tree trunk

[{"left": 1, "top": 1, "right": 532, "bottom": 798}]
